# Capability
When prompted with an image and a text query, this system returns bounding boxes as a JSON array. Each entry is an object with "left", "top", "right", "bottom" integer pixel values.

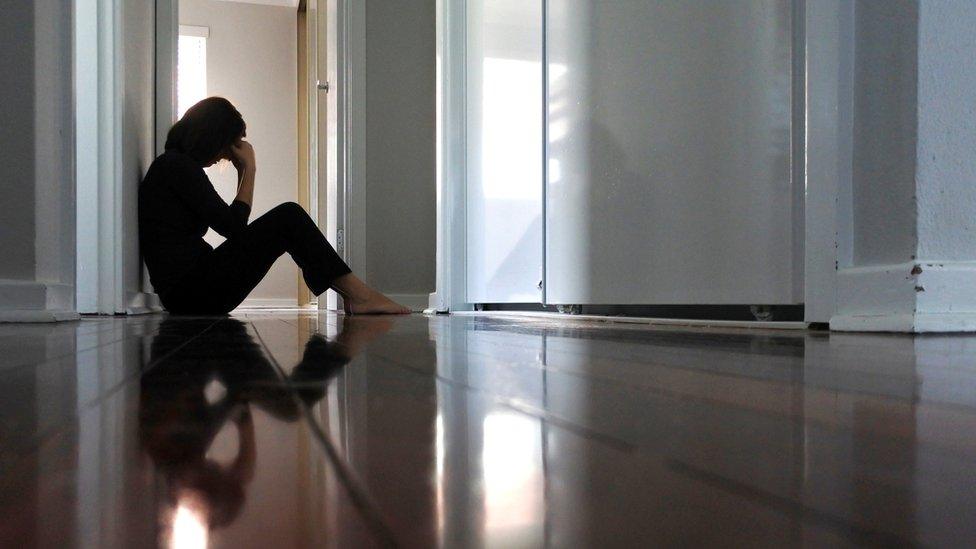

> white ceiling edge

[{"left": 216, "top": 0, "right": 301, "bottom": 8}]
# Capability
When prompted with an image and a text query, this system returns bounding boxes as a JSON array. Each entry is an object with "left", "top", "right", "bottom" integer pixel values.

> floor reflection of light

[
  {"left": 170, "top": 503, "right": 208, "bottom": 549},
  {"left": 483, "top": 412, "right": 543, "bottom": 547},
  {"left": 203, "top": 378, "right": 227, "bottom": 405},
  {"left": 436, "top": 413, "right": 445, "bottom": 539}
]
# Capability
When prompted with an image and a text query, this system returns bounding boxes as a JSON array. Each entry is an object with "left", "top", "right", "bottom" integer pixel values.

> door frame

[
  {"left": 74, "top": 0, "right": 171, "bottom": 314},
  {"left": 74, "top": 0, "right": 126, "bottom": 314},
  {"left": 78, "top": 0, "right": 377, "bottom": 314},
  {"left": 803, "top": 0, "right": 854, "bottom": 324},
  {"left": 318, "top": 0, "right": 367, "bottom": 311},
  {"left": 298, "top": 1, "right": 313, "bottom": 307},
  {"left": 431, "top": 0, "right": 471, "bottom": 313}
]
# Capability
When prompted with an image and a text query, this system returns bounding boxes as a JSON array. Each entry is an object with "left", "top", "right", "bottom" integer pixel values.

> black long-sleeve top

[{"left": 139, "top": 150, "right": 251, "bottom": 297}]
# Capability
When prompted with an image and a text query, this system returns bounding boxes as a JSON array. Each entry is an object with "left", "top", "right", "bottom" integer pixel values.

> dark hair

[{"left": 165, "top": 97, "right": 246, "bottom": 163}]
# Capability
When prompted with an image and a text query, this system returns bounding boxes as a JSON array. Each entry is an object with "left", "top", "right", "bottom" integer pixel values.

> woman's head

[{"left": 165, "top": 97, "right": 246, "bottom": 166}]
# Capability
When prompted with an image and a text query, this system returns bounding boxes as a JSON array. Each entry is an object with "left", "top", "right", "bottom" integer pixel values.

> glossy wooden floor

[{"left": 3, "top": 311, "right": 976, "bottom": 547}]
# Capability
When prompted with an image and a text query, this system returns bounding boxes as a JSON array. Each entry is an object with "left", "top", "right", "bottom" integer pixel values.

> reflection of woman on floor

[
  {"left": 139, "top": 97, "right": 409, "bottom": 315},
  {"left": 139, "top": 316, "right": 391, "bottom": 542}
]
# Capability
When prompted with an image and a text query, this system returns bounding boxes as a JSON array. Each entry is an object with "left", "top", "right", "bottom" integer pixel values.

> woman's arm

[
  {"left": 230, "top": 140, "right": 256, "bottom": 208},
  {"left": 165, "top": 154, "right": 250, "bottom": 238}
]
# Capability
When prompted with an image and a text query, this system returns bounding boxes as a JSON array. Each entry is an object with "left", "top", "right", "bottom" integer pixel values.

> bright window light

[{"left": 177, "top": 30, "right": 208, "bottom": 119}]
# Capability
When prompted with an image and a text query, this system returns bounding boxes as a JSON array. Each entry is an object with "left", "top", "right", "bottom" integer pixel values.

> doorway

[
  {"left": 176, "top": 0, "right": 317, "bottom": 309},
  {"left": 74, "top": 0, "right": 354, "bottom": 314}
]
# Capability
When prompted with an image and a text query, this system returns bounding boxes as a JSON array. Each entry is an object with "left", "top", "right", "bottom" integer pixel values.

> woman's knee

[
  {"left": 265, "top": 202, "right": 313, "bottom": 226},
  {"left": 269, "top": 201, "right": 306, "bottom": 217}
]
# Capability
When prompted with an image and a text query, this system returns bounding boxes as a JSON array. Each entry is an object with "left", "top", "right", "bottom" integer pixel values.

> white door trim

[
  {"left": 74, "top": 0, "right": 100, "bottom": 314},
  {"left": 129, "top": 0, "right": 177, "bottom": 315},
  {"left": 320, "top": 0, "right": 366, "bottom": 311},
  {"left": 75, "top": 0, "right": 124, "bottom": 314},
  {"left": 431, "top": 0, "right": 470, "bottom": 313},
  {"left": 76, "top": 0, "right": 170, "bottom": 315},
  {"left": 803, "top": 0, "right": 854, "bottom": 323}
]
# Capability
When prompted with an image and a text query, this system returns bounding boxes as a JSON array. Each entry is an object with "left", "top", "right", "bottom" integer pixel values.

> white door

[
  {"left": 464, "top": 0, "right": 544, "bottom": 303},
  {"left": 545, "top": 0, "right": 799, "bottom": 305}
]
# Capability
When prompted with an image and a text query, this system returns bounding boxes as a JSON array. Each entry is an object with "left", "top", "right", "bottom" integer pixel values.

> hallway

[{"left": 2, "top": 311, "right": 976, "bottom": 547}]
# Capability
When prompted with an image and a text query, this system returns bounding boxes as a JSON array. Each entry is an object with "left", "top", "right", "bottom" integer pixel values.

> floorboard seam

[
  {"left": 0, "top": 319, "right": 160, "bottom": 381},
  {"left": 249, "top": 320, "right": 401, "bottom": 548},
  {"left": 369, "top": 353, "right": 638, "bottom": 453},
  {"left": 6, "top": 316, "right": 220, "bottom": 468},
  {"left": 83, "top": 317, "right": 225, "bottom": 411}
]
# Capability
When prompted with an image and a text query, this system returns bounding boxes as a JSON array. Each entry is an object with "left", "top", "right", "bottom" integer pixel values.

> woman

[{"left": 139, "top": 97, "right": 409, "bottom": 315}]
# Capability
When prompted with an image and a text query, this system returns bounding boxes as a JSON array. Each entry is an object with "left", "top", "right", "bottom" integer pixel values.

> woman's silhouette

[{"left": 139, "top": 97, "right": 409, "bottom": 315}]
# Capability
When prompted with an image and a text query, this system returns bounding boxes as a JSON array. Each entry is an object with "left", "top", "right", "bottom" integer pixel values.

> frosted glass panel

[
  {"left": 546, "top": 0, "right": 798, "bottom": 305},
  {"left": 465, "top": 0, "right": 544, "bottom": 303}
]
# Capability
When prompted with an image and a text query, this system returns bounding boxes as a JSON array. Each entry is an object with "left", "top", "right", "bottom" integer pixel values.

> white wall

[
  {"left": 830, "top": 0, "right": 976, "bottom": 332},
  {"left": 0, "top": 1, "right": 39, "bottom": 281},
  {"left": 0, "top": 0, "right": 76, "bottom": 320},
  {"left": 364, "top": 0, "right": 437, "bottom": 302},
  {"left": 180, "top": 0, "right": 300, "bottom": 306},
  {"left": 850, "top": 0, "right": 919, "bottom": 266},
  {"left": 916, "top": 0, "right": 976, "bottom": 261}
]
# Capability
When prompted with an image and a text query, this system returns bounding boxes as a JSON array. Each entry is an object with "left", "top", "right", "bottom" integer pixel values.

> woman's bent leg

[
  {"left": 164, "top": 203, "right": 349, "bottom": 314},
  {"left": 256, "top": 203, "right": 408, "bottom": 313},
  {"left": 163, "top": 202, "right": 406, "bottom": 314},
  {"left": 255, "top": 202, "right": 351, "bottom": 294}
]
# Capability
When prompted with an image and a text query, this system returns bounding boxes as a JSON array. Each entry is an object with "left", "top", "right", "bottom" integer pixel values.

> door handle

[{"left": 317, "top": 80, "right": 330, "bottom": 92}]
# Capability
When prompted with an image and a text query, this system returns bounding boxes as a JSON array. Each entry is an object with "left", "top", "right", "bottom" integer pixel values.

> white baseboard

[
  {"left": 387, "top": 294, "right": 431, "bottom": 312},
  {"left": 831, "top": 261, "right": 976, "bottom": 332},
  {"left": 829, "top": 313, "right": 916, "bottom": 332},
  {"left": 0, "top": 280, "right": 79, "bottom": 323},
  {"left": 453, "top": 310, "right": 806, "bottom": 330},
  {"left": 0, "top": 310, "right": 80, "bottom": 323},
  {"left": 239, "top": 298, "right": 300, "bottom": 309}
]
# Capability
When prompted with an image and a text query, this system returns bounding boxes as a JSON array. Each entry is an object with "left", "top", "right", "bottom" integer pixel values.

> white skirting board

[
  {"left": 449, "top": 310, "right": 807, "bottom": 331},
  {"left": 0, "top": 309, "right": 81, "bottom": 323},
  {"left": 386, "top": 294, "right": 432, "bottom": 312},
  {"left": 238, "top": 298, "right": 301, "bottom": 309},
  {"left": 0, "top": 280, "right": 80, "bottom": 323},
  {"left": 831, "top": 261, "right": 976, "bottom": 332}
]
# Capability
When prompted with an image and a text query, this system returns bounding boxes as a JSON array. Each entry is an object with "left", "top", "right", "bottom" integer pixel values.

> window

[{"left": 177, "top": 26, "right": 209, "bottom": 119}]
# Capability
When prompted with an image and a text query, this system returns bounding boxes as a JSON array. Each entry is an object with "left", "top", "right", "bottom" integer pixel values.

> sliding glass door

[
  {"left": 459, "top": 0, "right": 800, "bottom": 307},
  {"left": 464, "top": 0, "right": 545, "bottom": 303},
  {"left": 545, "top": 0, "right": 798, "bottom": 305}
]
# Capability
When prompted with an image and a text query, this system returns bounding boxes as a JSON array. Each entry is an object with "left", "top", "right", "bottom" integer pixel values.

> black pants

[{"left": 162, "top": 202, "right": 351, "bottom": 314}]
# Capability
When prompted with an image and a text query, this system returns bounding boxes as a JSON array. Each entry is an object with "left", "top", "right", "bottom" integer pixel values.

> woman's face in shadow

[{"left": 203, "top": 144, "right": 236, "bottom": 169}]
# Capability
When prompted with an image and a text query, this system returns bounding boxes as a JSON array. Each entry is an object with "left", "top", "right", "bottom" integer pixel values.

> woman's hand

[
  {"left": 230, "top": 140, "right": 257, "bottom": 175},
  {"left": 231, "top": 140, "right": 256, "bottom": 207}
]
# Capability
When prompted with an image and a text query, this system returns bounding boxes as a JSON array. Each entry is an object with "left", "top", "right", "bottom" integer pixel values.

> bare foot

[
  {"left": 343, "top": 292, "right": 411, "bottom": 315},
  {"left": 332, "top": 274, "right": 411, "bottom": 315}
]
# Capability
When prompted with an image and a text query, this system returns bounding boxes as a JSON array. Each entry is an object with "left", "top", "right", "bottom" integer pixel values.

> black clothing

[
  {"left": 160, "top": 203, "right": 351, "bottom": 314},
  {"left": 139, "top": 151, "right": 350, "bottom": 314}
]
